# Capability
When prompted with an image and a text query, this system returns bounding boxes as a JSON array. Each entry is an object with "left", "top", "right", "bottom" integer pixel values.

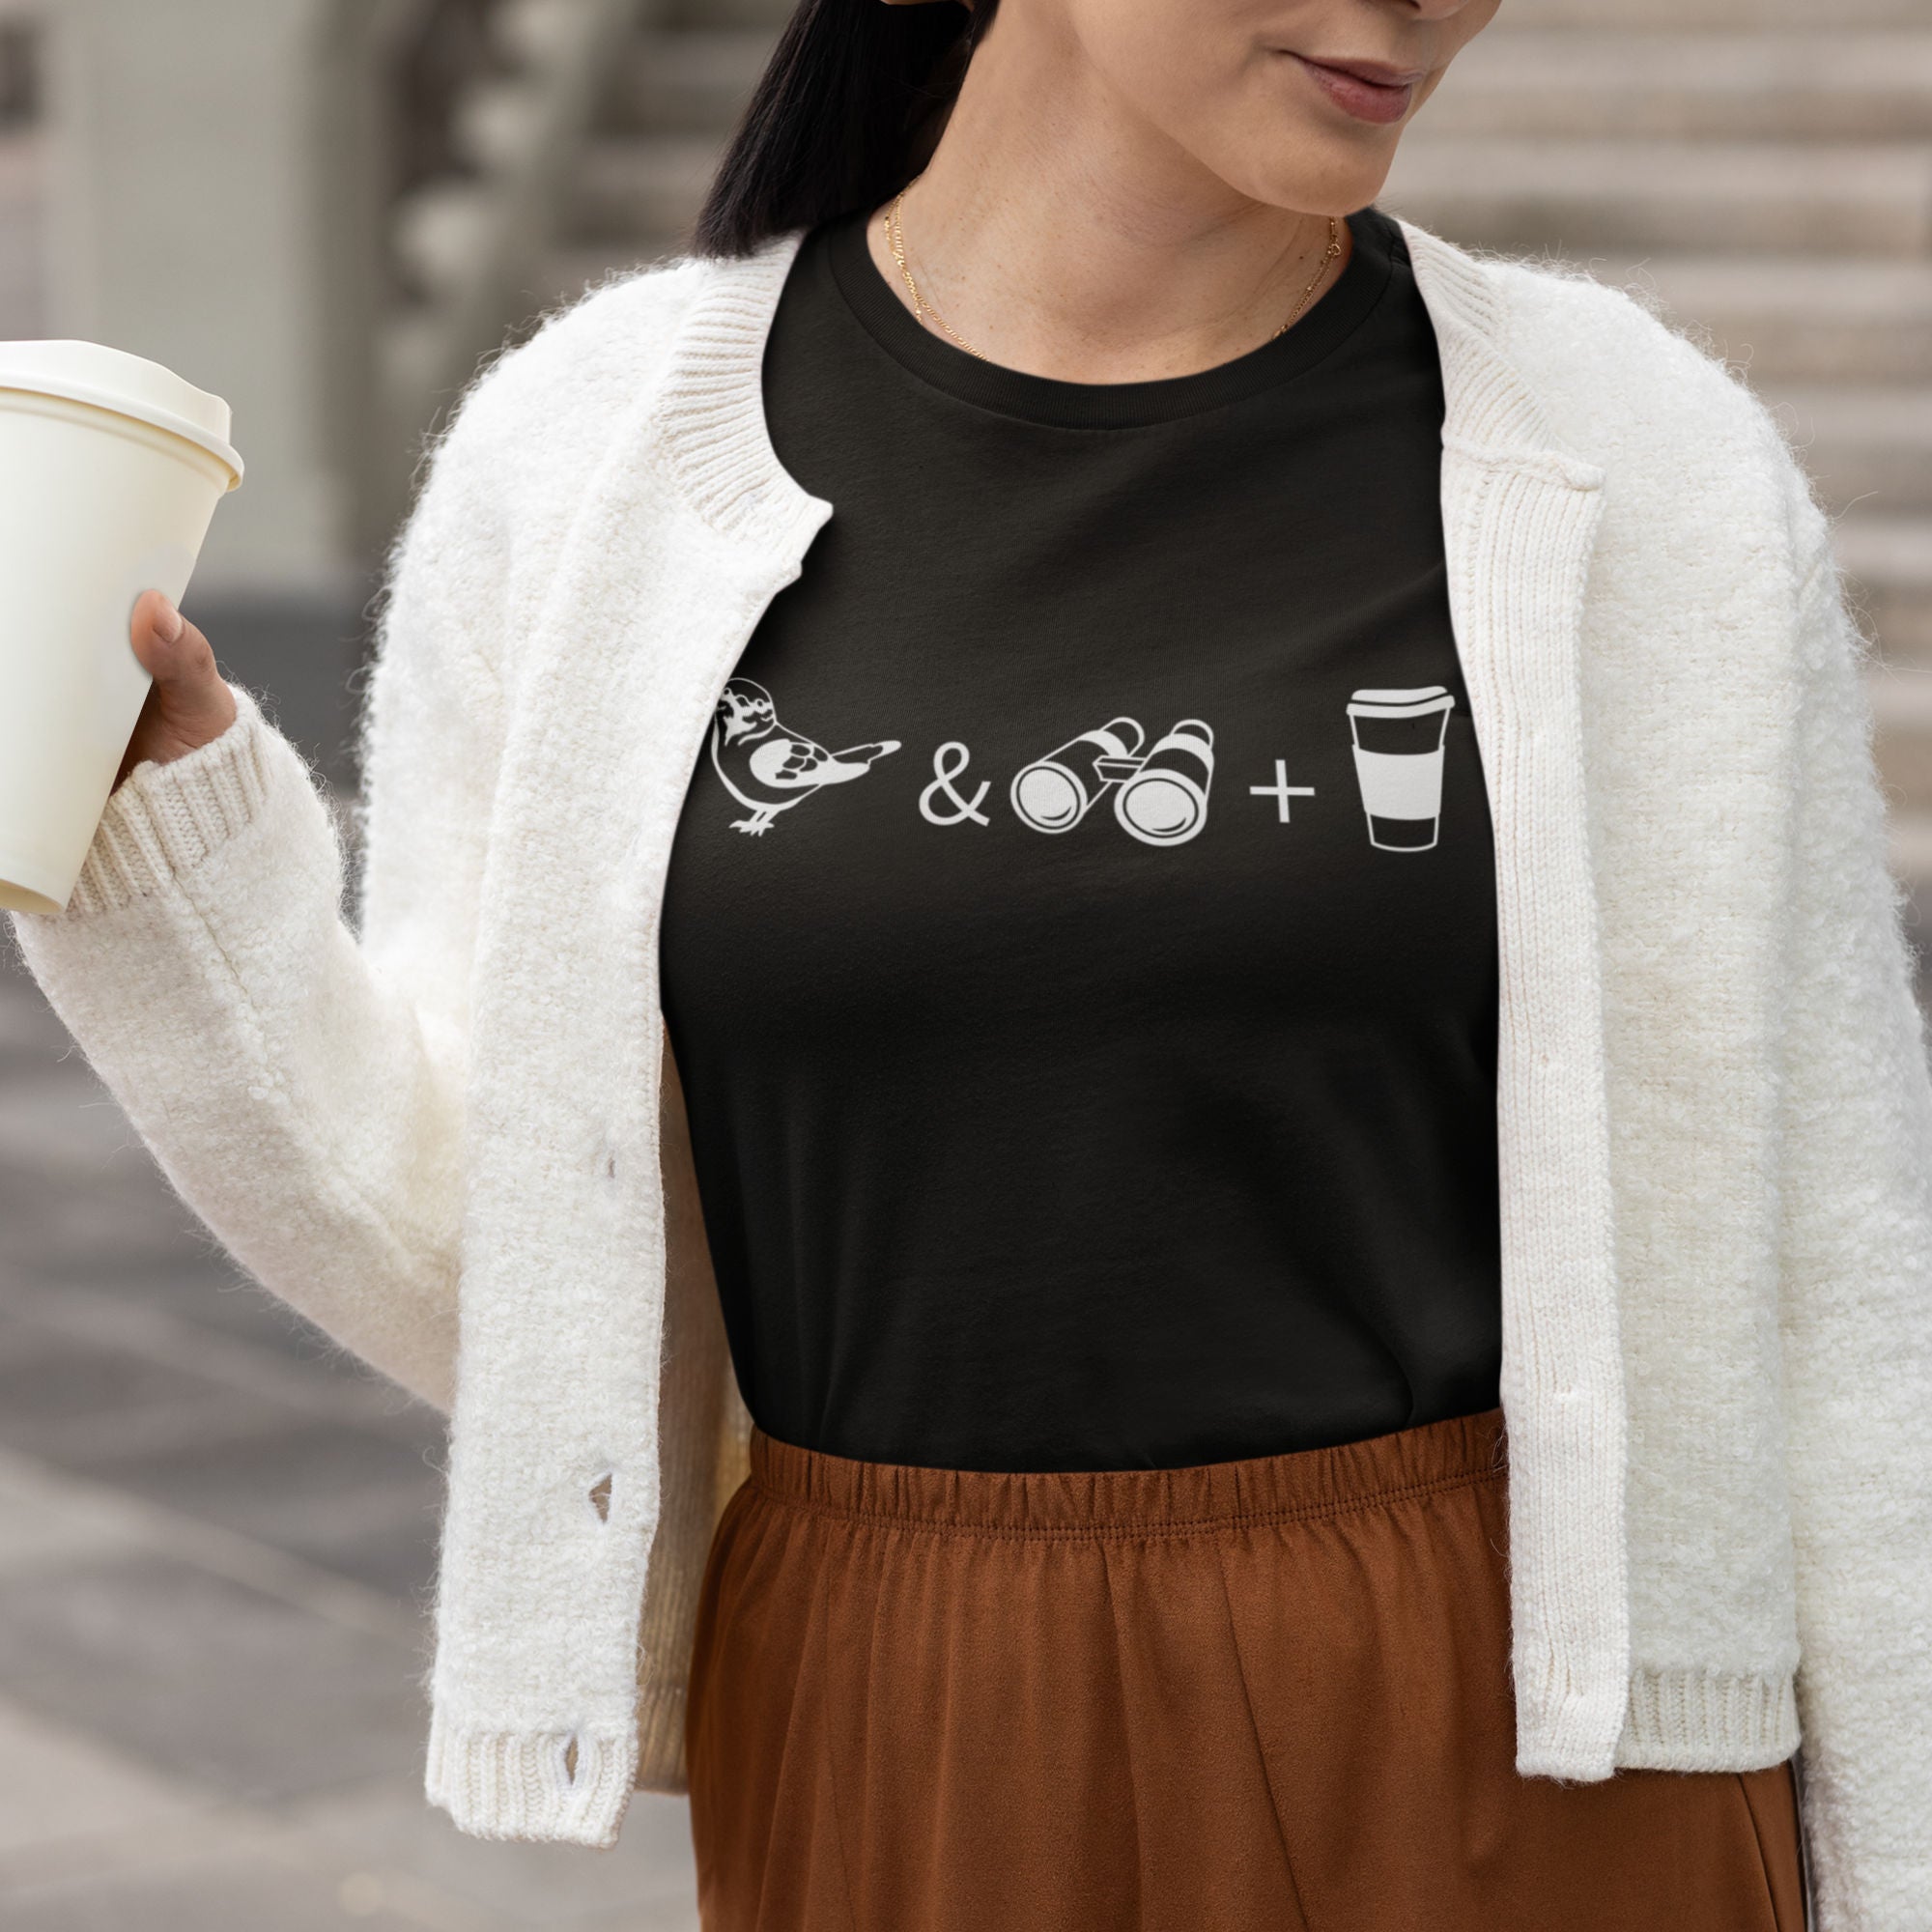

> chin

[
  {"left": 1219, "top": 154, "right": 1389, "bottom": 220},
  {"left": 1193, "top": 108, "right": 1391, "bottom": 211}
]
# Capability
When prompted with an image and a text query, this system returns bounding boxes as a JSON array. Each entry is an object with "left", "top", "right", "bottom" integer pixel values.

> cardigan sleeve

[
  {"left": 3, "top": 350, "right": 525, "bottom": 1416},
  {"left": 1774, "top": 481, "right": 1932, "bottom": 1930}
]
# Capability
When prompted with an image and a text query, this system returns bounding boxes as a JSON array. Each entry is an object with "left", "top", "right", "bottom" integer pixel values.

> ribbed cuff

[
  {"left": 423, "top": 1707, "right": 639, "bottom": 1849},
  {"left": 61, "top": 682, "right": 279, "bottom": 919},
  {"left": 1617, "top": 1664, "right": 1801, "bottom": 1769}
]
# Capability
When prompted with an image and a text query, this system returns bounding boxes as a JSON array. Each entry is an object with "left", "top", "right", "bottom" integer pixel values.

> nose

[{"left": 1392, "top": 0, "right": 1483, "bottom": 18}]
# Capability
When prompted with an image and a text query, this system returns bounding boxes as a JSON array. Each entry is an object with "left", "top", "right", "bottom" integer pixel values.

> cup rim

[
  {"left": 0, "top": 375, "right": 243, "bottom": 490},
  {"left": 1347, "top": 686, "right": 1455, "bottom": 722}
]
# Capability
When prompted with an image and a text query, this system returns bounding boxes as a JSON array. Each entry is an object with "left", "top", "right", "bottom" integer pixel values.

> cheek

[
  {"left": 1065, "top": 0, "right": 1227, "bottom": 121},
  {"left": 1463, "top": 0, "right": 1505, "bottom": 40}
]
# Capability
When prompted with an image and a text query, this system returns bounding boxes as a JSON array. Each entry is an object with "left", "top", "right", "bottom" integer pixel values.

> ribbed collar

[
  {"left": 646, "top": 214, "right": 1596, "bottom": 554},
  {"left": 1397, "top": 219, "right": 1604, "bottom": 486},
  {"left": 644, "top": 233, "right": 831, "bottom": 557}
]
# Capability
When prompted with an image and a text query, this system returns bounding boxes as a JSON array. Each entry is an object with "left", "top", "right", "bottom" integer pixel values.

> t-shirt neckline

[{"left": 824, "top": 201, "right": 1398, "bottom": 432}]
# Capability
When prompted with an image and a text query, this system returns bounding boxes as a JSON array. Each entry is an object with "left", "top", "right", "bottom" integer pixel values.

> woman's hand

[{"left": 113, "top": 588, "right": 239, "bottom": 794}]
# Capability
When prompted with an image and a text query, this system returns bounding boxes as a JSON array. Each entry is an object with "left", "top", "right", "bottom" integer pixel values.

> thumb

[
  {"left": 127, "top": 587, "right": 237, "bottom": 749},
  {"left": 130, "top": 590, "right": 225, "bottom": 711},
  {"left": 129, "top": 588, "right": 194, "bottom": 677}
]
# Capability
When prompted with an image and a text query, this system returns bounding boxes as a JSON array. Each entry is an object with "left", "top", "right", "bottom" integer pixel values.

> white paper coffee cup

[{"left": 0, "top": 340, "right": 242, "bottom": 916}]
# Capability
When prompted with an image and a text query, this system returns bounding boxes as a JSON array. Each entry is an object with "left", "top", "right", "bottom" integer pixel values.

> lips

[{"left": 1289, "top": 52, "right": 1426, "bottom": 126}]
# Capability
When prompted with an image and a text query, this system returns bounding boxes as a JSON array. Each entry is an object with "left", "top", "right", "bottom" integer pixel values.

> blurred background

[{"left": 1, "top": 0, "right": 1928, "bottom": 1924}]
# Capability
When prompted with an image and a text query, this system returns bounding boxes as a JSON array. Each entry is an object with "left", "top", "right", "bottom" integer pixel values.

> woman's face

[{"left": 989, "top": 0, "right": 1500, "bottom": 215}]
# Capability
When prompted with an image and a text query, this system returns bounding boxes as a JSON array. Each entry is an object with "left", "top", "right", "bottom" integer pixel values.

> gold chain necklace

[{"left": 883, "top": 184, "right": 1343, "bottom": 365}]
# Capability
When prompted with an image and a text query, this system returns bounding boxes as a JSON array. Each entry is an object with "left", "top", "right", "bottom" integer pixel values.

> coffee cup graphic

[
  {"left": 1346, "top": 686, "right": 1456, "bottom": 851},
  {"left": 1115, "top": 718, "right": 1215, "bottom": 846},
  {"left": 1010, "top": 716, "right": 1146, "bottom": 832}
]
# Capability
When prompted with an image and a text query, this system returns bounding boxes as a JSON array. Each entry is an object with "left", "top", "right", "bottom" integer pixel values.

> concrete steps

[
  {"left": 1872, "top": 655, "right": 1932, "bottom": 818},
  {"left": 572, "top": 129, "right": 724, "bottom": 244},
  {"left": 609, "top": 27, "right": 770, "bottom": 136},
  {"left": 1498, "top": 0, "right": 1931, "bottom": 25},
  {"left": 1764, "top": 387, "right": 1932, "bottom": 516},
  {"left": 1430, "top": 33, "right": 1932, "bottom": 142},
  {"left": 1380, "top": 140, "right": 1932, "bottom": 258},
  {"left": 1579, "top": 257, "right": 1932, "bottom": 385},
  {"left": 531, "top": 28, "right": 768, "bottom": 281},
  {"left": 0, "top": 127, "right": 43, "bottom": 338},
  {"left": 1840, "top": 512, "right": 1932, "bottom": 669},
  {"left": 658, "top": 0, "right": 790, "bottom": 27}
]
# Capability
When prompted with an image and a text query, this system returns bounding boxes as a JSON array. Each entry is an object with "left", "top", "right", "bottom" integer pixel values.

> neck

[{"left": 863, "top": 12, "right": 1352, "bottom": 384}]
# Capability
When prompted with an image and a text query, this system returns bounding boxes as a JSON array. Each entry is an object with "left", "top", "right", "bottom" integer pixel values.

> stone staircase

[
  {"left": 534, "top": 8, "right": 775, "bottom": 292},
  {"left": 526, "top": 0, "right": 1932, "bottom": 932}
]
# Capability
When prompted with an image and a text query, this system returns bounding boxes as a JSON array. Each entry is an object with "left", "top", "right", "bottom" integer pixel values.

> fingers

[
  {"left": 128, "top": 587, "right": 212, "bottom": 683},
  {"left": 124, "top": 587, "right": 237, "bottom": 759}
]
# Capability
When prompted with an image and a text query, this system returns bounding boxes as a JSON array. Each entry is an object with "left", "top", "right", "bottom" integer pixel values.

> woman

[{"left": 12, "top": 0, "right": 1930, "bottom": 1925}]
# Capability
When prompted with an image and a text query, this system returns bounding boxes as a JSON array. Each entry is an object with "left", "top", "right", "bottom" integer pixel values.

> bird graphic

[{"left": 709, "top": 677, "right": 902, "bottom": 836}]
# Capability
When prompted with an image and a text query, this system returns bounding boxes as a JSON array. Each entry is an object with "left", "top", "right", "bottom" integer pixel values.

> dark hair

[{"left": 693, "top": 0, "right": 999, "bottom": 257}]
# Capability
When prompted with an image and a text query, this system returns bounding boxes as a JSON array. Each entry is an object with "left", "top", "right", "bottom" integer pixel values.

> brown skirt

[{"left": 685, "top": 1405, "right": 1806, "bottom": 1931}]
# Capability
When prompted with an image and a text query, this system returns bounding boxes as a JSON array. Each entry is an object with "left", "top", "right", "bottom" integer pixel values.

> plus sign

[{"left": 1249, "top": 760, "right": 1317, "bottom": 823}]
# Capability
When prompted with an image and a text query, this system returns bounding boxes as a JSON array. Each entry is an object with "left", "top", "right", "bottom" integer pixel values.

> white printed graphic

[
  {"left": 1249, "top": 760, "right": 1317, "bottom": 822},
  {"left": 1118, "top": 720, "right": 1216, "bottom": 846},
  {"left": 1346, "top": 685, "right": 1456, "bottom": 851},
  {"left": 921, "top": 741, "right": 991, "bottom": 826},
  {"left": 710, "top": 677, "right": 900, "bottom": 835},
  {"left": 1010, "top": 716, "right": 1145, "bottom": 833},
  {"left": 1010, "top": 716, "right": 1217, "bottom": 846}
]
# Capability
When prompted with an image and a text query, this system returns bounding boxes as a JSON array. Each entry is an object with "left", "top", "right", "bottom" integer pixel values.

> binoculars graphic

[{"left": 1010, "top": 716, "right": 1216, "bottom": 847}]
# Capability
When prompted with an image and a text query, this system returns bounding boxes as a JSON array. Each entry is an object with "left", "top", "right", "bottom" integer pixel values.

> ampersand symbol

[{"left": 920, "top": 741, "right": 991, "bottom": 827}]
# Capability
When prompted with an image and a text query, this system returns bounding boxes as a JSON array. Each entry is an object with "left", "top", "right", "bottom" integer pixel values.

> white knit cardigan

[{"left": 10, "top": 216, "right": 1932, "bottom": 1927}]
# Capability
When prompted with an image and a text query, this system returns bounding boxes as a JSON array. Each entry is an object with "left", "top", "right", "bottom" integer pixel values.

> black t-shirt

[{"left": 658, "top": 202, "right": 1502, "bottom": 1472}]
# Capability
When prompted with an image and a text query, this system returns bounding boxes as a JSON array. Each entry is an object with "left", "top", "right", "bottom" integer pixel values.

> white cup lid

[{"left": 0, "top": 339, "right": 243, "bottom": 488}]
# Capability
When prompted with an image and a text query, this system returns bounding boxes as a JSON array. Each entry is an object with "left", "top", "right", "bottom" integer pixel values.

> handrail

[
  {"left": 378, "top": 0, "right": 641, "bottom": 461},
  {"left": 380, "top": 0, "right": 500, "bottom": 236},
  {"left": 0, "top": 7, "right": 37, "bottom": 128}
]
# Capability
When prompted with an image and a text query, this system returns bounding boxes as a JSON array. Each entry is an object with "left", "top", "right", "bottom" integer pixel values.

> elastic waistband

[{"left": 746, "top": 1406, "right": 1509, "bottom": 1540}]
